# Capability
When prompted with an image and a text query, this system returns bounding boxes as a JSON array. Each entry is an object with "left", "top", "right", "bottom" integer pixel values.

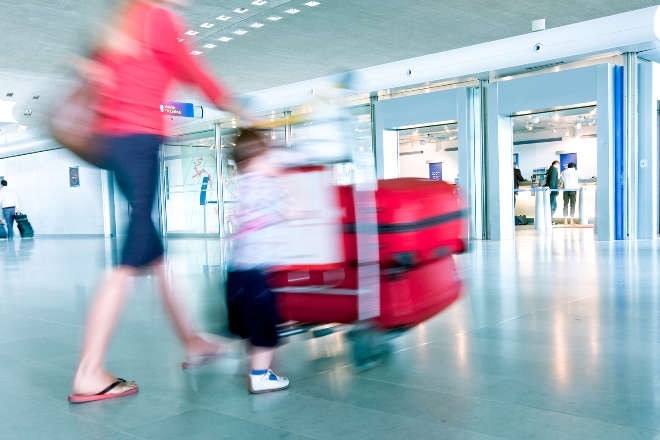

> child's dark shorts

[{"left": 225, "top": 269, "right": 279, "bottom": 348}]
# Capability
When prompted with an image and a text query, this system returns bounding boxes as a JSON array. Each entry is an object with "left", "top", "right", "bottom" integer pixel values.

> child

[{"left": 226, "top": 128, "right": 289, "bottom": 393}]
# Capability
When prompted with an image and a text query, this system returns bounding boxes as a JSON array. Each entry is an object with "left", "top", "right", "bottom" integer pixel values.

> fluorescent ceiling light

[
  {"left": 233, "top": 29, "right": 248, "bottom": 35},
  {"left": 185, "top": 30, "right": 199, "bottom": 36},
  {"left": 266, "top": 15, "right": 282, "bottom": 21},
  {"left": 252, "top": 0, "right": 267, "bottom": 5},
  {"left": 200, "top": 23, "right": 214, "bottom": 28},
  {"left": 285, "top": 8, "right": 300, "bottom": 14},
  {"left": 190, "top": 50, "right": 203, "bottom": 55},
  {"left": 305, "top": 1, "right": 320, "bottom": 6},
  {"left": 218, "top": 36, "right": 233, "bottom": 42},
  {"left": 176, "top": 37, "right": 185, "bottom": 42},
  {"left": 234, "top": 7, "right": 248, "bottom": 13},
  {"left": 203, "top": 43, "right": 217, "bottom": 49},
  {"left": 216, "top": 15, "right": 231, "bottom": 21},
  {"left": 250, "top": 22, "right": 264, "bottom": 28}
]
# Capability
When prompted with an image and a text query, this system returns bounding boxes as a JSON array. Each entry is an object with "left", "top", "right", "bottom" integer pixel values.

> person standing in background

[
  {"left": 68, "top": 0, "right": 252, "bottom": 403},
  {"left": 0, "top": 179, "right": 19, "bottom": 239},
  {"left": 545, "top": 160, "right": 560, "bottom": 222},
  {"left": 513, "top": 164, "right": 525, "bottom": 207},
  {"left": 560, "top": 162, "right": 579, "bottom": 224}
]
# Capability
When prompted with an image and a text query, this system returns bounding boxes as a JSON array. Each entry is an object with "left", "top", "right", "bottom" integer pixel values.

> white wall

[
  {"left": 0, "top": 148, "right": 108, "bottom": 235},
  {"left": 399, "top": 139, "right": 460, "bottom": 183}
]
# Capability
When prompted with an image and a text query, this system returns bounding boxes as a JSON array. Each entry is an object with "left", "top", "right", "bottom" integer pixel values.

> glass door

[{"left": 162, "top": 131, "right": 220, "bottom": 236}]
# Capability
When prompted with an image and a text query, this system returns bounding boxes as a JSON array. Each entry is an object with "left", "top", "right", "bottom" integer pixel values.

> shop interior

[
  {"left": 512, "top": 105, "right": 597, "bottom": 230},
  {"left": 397, "top": 122, "right": 459, "bottom": 183}
]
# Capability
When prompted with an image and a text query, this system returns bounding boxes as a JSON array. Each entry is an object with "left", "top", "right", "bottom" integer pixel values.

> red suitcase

[
  {"left": 338, "top": 178, "right": 467, "bottom": 267},
  {"left": 271, "top": 256, "right": 462, "bottom": 329}
]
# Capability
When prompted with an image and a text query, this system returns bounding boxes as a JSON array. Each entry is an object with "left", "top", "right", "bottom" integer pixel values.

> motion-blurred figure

[
  {"left": 226, "top": 129, "right": 289, "bottom": 394},
  {"left": 68, "top": 0, "right": 250, "bottom": 403}
]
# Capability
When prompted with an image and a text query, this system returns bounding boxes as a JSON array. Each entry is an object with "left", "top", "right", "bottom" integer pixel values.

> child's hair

[{"left": 232, "top": 128, "right": 270, "bottom": 171}]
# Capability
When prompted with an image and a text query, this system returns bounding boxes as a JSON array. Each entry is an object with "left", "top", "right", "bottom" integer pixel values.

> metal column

[
  {"left": 214, "top": 122, "right": 225, "bottom": 238},
  {"left": 623, "top": 52, "right": 639, "bottom": 239}
]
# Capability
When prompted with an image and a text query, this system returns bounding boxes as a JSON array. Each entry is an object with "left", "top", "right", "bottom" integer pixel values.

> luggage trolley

[{"left": 253, "top": 86, "right": 467, "bottom": 368}]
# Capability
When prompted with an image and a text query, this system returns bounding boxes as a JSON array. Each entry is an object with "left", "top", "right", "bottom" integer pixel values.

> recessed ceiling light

[
  {"left": 234, "top": 7, "right": 248, "bottom": 14},
  {"left": 285, "top": 8, "right": 300, "bottom": 14},
  {"left": 252, "top": 0, "right": 267, "bottom": 5},
  {"left": 233, "top": 29, "right": 248, "bottom": 35},
  {"left": 203, "top": 43, "right": 217, "bottom": 49},
  {"left": 218, "top": 36, "right": 233, "bottom": 42},
  {"left": 304, "top": 1, "right": 320, "bottom": 6},
  {"left": 266, "top": 15, "right": 282, "bottom": 21},
  {"left": 190, "top": 50, "right": 203, "bottom": 55},
  {"left": 216, "top": 15, "right": 231, "bottom": 21},
  {"left": 176, "top": 37, "right": 185, "bottom": 42},
  {"left": 200, "top": 23, "right": 214, "bottom": 29},
  {"left": 250, "top": 22, "right": 264, "bottom": 28},
  {"left": 185, "top": 30, "right": 199, "bottom": 36}
]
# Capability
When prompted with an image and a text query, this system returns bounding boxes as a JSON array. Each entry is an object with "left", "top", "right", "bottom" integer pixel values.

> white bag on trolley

[{"left": 270, "top": 166, "right": 344, "bottom": 269}]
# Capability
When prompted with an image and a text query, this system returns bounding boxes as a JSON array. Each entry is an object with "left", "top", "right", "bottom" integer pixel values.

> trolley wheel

[{"left": 347, "top": 326, "right": 391, "bottom": 371}]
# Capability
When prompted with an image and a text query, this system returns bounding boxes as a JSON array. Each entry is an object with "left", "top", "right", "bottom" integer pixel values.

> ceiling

[{"left": 0, "top": 0, "right": 657, "bottom": 142}]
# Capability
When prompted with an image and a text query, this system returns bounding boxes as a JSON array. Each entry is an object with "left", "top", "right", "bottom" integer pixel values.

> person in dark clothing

[
  {"left": 545, "top": 160, "right": 560, "bottom": 219},
  {"left": 513, "top": 164, "right": 525, "bottom": 207}
]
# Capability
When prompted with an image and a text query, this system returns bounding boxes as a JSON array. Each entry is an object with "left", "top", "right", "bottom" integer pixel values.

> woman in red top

[{"left": 68, "top": 0, "right": 249, "bottom": 403}]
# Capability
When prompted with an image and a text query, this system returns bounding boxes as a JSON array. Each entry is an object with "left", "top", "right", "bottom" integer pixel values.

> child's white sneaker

[{"left": 249, "top": 369, "right": 289, "bottom": 394}]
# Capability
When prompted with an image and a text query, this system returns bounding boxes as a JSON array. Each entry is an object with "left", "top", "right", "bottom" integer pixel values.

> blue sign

[
  {"left": 160, "top": 102, "right": 195, "bottom": 118},
  {"left": 560, "top": 153, "right": 577, "bottom": 171},
  {"left": 429, "top": 162, "right": 443, "bottom": 181},
  {"left": 200, "top": 176, "right": 209, "bottom": 205}
]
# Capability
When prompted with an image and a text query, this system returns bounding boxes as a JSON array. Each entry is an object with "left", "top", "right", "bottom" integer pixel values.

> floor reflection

[{"left": 1, "top": 234, "right": 659, "bottom": 438}]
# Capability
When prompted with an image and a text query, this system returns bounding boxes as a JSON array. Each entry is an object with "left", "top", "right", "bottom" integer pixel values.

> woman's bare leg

[
  {"left": 152, "top": 260, "right": 221, "bottom": 356},
  {"left": 72, "top": 266, "right": 136, "bottom": 395}
]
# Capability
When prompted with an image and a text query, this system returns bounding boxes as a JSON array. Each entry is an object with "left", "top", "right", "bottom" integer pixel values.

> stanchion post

[
  {"left": 579, "top": 187, "right": 588, "bottom": 225},
  {"left": 534, "top": 188, "right": 545, "bottom": 232}
]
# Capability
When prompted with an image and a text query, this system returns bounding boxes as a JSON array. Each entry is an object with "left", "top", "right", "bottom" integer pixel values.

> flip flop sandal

[
  {"left": 68, "top": 378, "right": 139, "bottom": 403},
  {"left": 181, "top": 349, "right": 224, "bottom": 370}
]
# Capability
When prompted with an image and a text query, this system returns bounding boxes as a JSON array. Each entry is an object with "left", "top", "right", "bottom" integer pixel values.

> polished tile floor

[{"left": 1, "top": 230, "right": 659, "bottom": 439}]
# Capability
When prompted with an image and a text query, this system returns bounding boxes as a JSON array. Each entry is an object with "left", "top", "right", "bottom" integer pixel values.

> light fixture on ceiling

[
  {"left": 234, "top": 7, "right": 248, "bottom": 14},
  {"left": 216, "top": 15, "right": 231, "bottom": 21},
  {"left": 285, "top": 8, "right": 300, "bottom": 14},
  {"left": 266, "top": 15, "right": 282, "bottom": 21},
  {"left": 200, "top": 22, "right": 214, "bottom": 29},
  {"left": 185, "top": 30, "right": 199, "bottom": 36},
  {"left": 233, "top": 29, "right": 248, "bottom": 35},
  {"left": 250, "top": 22, "right": 264, "bottom": 28},
  {"left": 190, "top": 50, "right": 203, "bottom": 56},
  {"left": 176, "top": 37, "right": 185, "bottom": 42},
  {"left": 304, "top": 1, "right": 320, "bottom": 6},
  {"left": 252, "top": 0, "right": 267, "bottom": 5},
  {"left": 218, "top": 36, "right": 233, "bottom": 42},
  {"left": 204, "top": 43, "right": 217, "bottom": 49}
]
